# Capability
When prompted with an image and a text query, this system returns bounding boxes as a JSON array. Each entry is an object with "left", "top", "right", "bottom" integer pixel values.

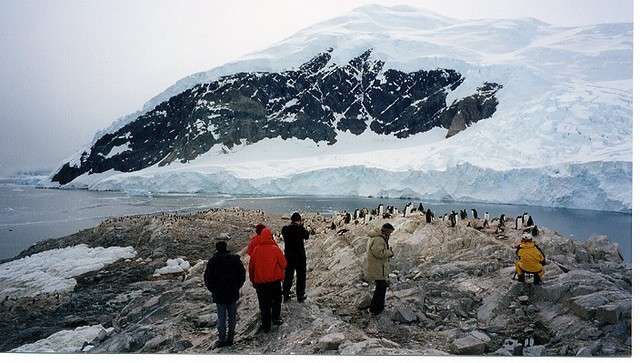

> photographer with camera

[{"left": 281, "top": 212, "right": 310, "bottom": 302}]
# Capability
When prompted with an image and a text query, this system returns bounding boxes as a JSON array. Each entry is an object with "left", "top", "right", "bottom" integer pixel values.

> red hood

[{"left": 257, "top": 227, "right": 276, "bottom": 246}]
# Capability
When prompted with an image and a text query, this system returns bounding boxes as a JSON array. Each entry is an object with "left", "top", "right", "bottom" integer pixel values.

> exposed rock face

[
  {"left": 0, "top": 208, "right": 631, "bottom": 356},
  {"left": 51, "top": 49, "right": 501, "bottom": 185}
]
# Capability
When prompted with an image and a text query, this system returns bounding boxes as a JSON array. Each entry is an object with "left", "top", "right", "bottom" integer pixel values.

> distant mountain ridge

[{"left": 52, "top": 49, "right": 501, "bottom": 184}]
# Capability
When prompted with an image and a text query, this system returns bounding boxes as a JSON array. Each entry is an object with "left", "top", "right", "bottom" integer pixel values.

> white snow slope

[
  {"left": 52, "top": 5, "right": 632, "bottom": 212},
  {"left": 0, "top": 244, "right": 136, "bottom": 301}
]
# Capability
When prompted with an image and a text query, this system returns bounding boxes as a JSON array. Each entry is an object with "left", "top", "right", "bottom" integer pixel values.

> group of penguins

[{"left": 329, "top": 202, "right": 538, "bottom": 237}]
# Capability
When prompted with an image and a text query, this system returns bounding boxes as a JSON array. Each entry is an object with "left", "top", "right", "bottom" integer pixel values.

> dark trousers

[
  {"left": 215, "top": 302, "right": 237, "bottom": 342},
  {"left": 517, "top": 272, "right": 542, "bottom": 285},
  {"left": 369, "top": 280, "right": 388, "bottom": 314},
  {"left": 255, "top": 281, "right": 282, "bottom": 332},
  {"left": 283, "top": 259, "right": 306, "bottom": 300}
]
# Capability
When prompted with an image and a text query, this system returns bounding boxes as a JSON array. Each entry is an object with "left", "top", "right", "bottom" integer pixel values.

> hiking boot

[
  {"left": 212, "top": 340, "right": 228, "bottom": 349},
  {"left": 272, "top": 318, "right": 284, "bottom": 326},
  {"left": 297, "top": 295, "right": 307, "bottom": 303},
  {"left": 226, "top": 332, "right": 235, "bottom": 346}
]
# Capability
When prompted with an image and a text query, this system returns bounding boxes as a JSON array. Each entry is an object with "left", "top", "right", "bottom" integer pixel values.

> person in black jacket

[
  {"left": 281, "top": 212, "right": 310, "bottom": 302},
  {"left": 204, "top": 241, "right": 246, "bottom": 348}
]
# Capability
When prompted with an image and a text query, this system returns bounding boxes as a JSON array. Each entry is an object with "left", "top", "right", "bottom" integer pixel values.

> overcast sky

[{"left": 0, "top": 0, "right": 633, "bottom": 176}]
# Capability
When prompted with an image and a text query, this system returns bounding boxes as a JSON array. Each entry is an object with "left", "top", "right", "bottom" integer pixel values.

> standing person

[
  {"left": 249, "top": 226, "right": 287, "bottom": 333},
  {"left": 204, "top": 241, "right": 246, "bottom": 348},
  {"left": 367, "top": 223, "right": 395, "bottom": 315},
  {"left": 281, "top": 212, "right": 310, "bottom": 303}
]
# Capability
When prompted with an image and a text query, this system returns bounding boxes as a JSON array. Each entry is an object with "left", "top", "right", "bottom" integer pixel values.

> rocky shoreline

[{"left": 0, "top": 208, "right": 631, "bottom": 355}]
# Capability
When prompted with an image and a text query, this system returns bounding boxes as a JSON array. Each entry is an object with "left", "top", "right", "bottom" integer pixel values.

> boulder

[
  {"left": 193, "top": 313, "right": 216, "bottom": 328},
  {"left": 490, "top": 347, "right": 512, "bottom": 356},
  {"left": 451, "top": 335, "right": 486, "bottom": 355},
  {"left": 469, "top": 330, "right": 491, "bottom": 343},
  {"left": 141, "top": 335, "right": 172, "bottom": 352},
  {"left": 318, "top": 333, "right": 346, "bottom": 350},
  {"left": 339, "top": 339, "right": 382, "bottom": 355},
  {"left": 356, "top": 294, "right": 372, "bottom": 310},
  {"left": 596, "top": 300, "right": 631, "bottom": 324},
  {"left": 523, "top": 345, "right": 546, "bottom": 356},
  {"left": 576, "top": 347, "right": 592, "bottom": 356},
  {"left": 392, "top": 306, "right": 418, "bottom": 323},
  {"left": 173, "top": 340, "right": 193, "bottom": 352}
]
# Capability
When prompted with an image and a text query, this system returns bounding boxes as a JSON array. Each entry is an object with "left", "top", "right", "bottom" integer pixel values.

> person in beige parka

[{"left": 367, "top": 223, "right": 395, "bottom": 315}]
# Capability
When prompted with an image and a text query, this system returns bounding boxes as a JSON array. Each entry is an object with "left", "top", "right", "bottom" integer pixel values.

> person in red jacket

[{"left": 249, "top": 226, "right": 287, "bottom": 333}]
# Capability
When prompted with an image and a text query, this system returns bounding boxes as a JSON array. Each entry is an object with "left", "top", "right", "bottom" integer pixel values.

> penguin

[
  {"left": 449, "top": 210, "right": 457, "bottom": 227},
  {"left": 418, "top": 203, "right": 424, "bottom": 213},
  {"left": 378, "top": 204, "right": 384, "bottom": 216},
  {"left": 472, "top": 209, "right": 478, "bottom": 219},
  {"left": 526, "top": 215, "right": 535, "bottom": 227},
  {"left": 515, "top": 216, "right": 522, "bottom": 230},
  {"left": 426, "top": 208, "right": 433, "bottom": 223}
]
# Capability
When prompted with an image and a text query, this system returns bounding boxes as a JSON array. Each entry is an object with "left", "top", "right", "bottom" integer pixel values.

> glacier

[{"left": 47, "top": 4, "right": 632, "bottom": 212}]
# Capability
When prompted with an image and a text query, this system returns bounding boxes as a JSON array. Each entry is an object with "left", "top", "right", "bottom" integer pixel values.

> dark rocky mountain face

[{"left": 52, "top": 49, "right": 502, "bottom": 185}]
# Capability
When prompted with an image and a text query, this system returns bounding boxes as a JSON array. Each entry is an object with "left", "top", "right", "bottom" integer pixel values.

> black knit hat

[
  {"left": 215, "top": 241, "right": 227, "bottom": 252},
  {"left": 291, "top": 212, "right": 302, "bottom": 222},
  {"left": 382, "top": 223, "right": 395, "bottom": 231}
]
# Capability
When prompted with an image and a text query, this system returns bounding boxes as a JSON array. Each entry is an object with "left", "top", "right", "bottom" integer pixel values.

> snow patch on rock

[
  {"left": 153, "top": 258, "right": 191, "bottom": 276},
  {"left": 10, "top": 324, "right": 110, "bottom": 353},
  {"left": 0, "top": 244, "right": 136, "bottom": 301}
]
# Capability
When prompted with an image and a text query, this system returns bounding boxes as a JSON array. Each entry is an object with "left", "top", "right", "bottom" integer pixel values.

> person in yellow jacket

[
  {"left": 515, "top": 232, "right": 546, "bottom": 285},
  {"left": 367, "top": 223, "right": 395, "bottom": 315}
]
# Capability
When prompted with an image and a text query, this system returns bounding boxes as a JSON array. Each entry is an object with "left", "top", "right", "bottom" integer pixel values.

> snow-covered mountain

[{"left": 47, "top": 5, "right": 632, "bottom": 211}]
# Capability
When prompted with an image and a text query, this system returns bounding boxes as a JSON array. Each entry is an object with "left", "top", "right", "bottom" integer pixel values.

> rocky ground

[{"left": 0, "top": 208, "right": 632, "bottom": 355}]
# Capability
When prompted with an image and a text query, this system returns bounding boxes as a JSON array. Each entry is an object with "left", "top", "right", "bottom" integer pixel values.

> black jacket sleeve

[
  {"left": 203, "top": 258, "right": 216, "bottom": 293},
  {"left": 235, "top": 255, "right": 246, "bottom": 290}
]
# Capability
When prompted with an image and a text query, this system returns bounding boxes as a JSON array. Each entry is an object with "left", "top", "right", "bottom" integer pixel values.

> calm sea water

[{"left": 0, "top": 185, "right": 631, "bottom": 262}]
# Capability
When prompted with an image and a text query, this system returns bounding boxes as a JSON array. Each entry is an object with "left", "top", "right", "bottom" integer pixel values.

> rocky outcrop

[
  {"left": 52, "top": 49, "right": 501, "bottom": 185},
  {"left": 0, "top": 208, "right": 631, "bottom": 355}
]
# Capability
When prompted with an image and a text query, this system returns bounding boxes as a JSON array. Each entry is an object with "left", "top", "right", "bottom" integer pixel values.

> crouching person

[
  {"left": 249, "top": 226, "right": 287, "bottom": 333},
  {"left": 367, "top": 223, "right": 395, "bottom": 315},
  {"left": 204, "top": 241, "right": 246, "bottom": 348},
  {"left": 515, "top": 232, "right": 546, "bottom": 285}
]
